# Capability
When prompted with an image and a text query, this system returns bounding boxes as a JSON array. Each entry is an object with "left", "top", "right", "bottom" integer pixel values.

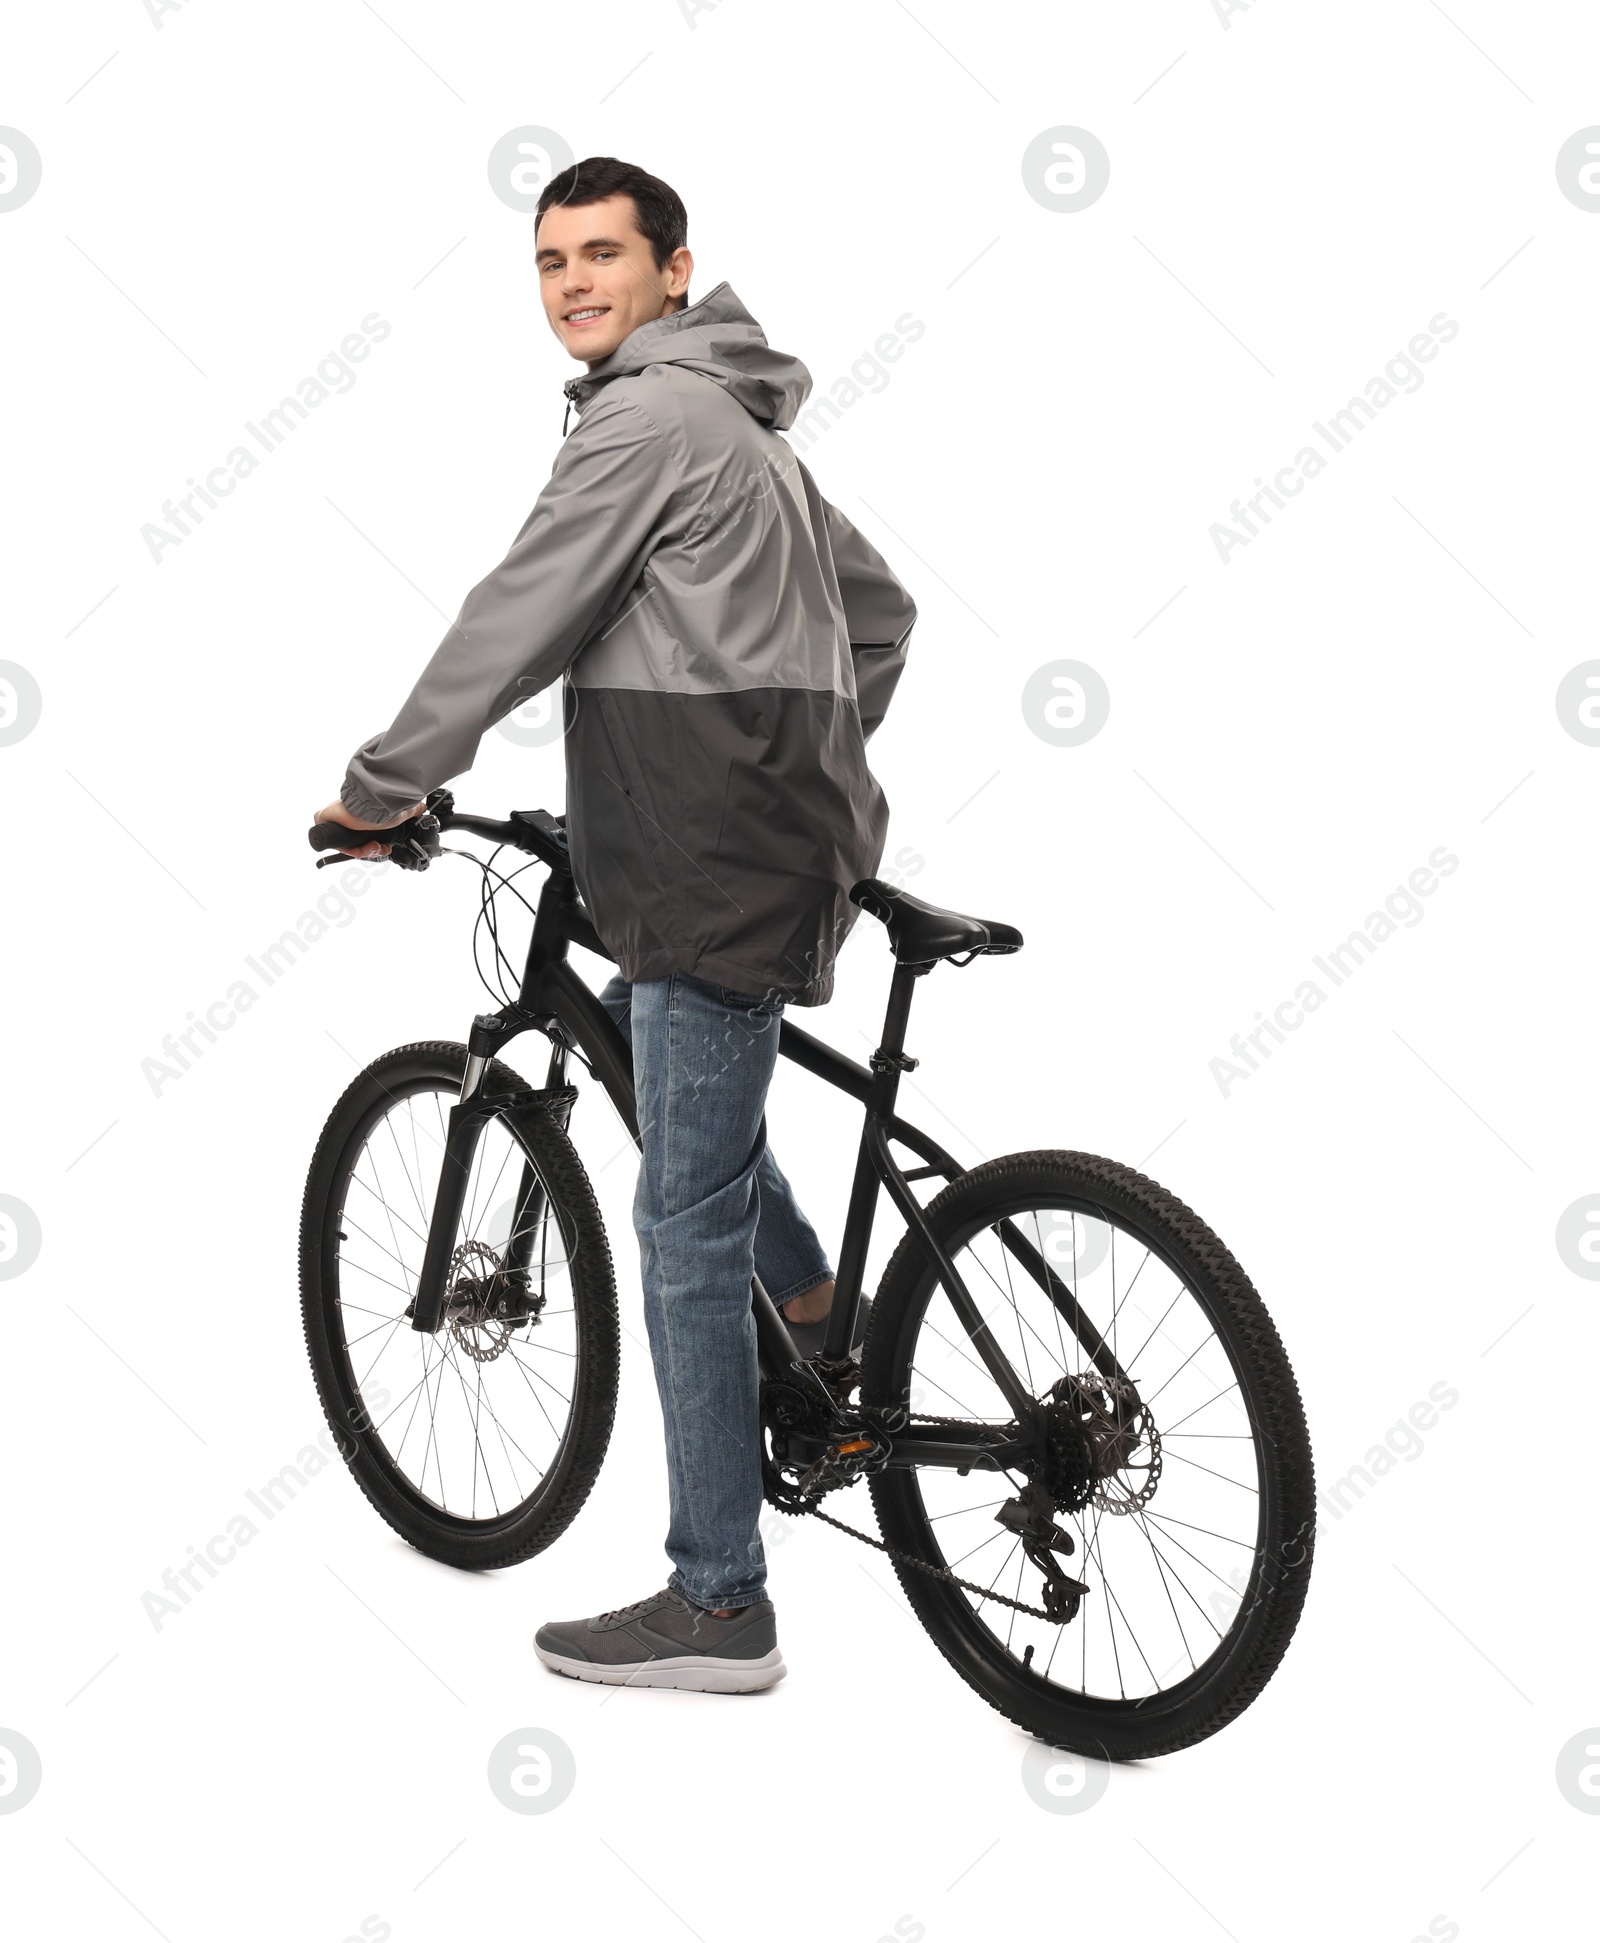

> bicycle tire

[
  {"left": 859, "top": 1149, "right": 1315, "bottom": 1760},
  {"left": 299, "top": 1041, "right": 619, "bottom": 1569}
]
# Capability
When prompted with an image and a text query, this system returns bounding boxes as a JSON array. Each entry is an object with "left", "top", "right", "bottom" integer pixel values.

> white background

[{"left": 2, "top": 0, "right": 1597, "bottom": 1937}]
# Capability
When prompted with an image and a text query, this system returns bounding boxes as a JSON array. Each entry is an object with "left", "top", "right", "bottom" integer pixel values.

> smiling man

[{"left": 316, "top": 156, "right": 917, "bottom": 1692}]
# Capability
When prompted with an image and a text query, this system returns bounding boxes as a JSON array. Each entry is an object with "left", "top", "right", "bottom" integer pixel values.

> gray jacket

[{"left": 342, "top": 281, "right": 917, "bottom": 1005}]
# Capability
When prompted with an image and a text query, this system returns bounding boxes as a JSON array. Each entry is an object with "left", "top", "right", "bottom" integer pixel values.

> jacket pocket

[{"left": 718, "top": 983, "right": 781, "bottom": 1012}]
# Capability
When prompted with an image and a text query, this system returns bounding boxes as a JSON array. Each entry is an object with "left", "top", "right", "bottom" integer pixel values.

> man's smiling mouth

[{"left": 564, "top": 306, "right": 610, "bottom": 325}]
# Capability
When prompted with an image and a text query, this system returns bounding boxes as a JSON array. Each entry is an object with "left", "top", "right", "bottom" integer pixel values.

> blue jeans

[{"left": 598, "top": 972, "right": 835, "bottom": 1610}]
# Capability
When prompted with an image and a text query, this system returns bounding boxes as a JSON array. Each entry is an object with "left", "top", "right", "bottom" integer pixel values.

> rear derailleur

[{"left": 993, "top": 1482, "right": 1090, "bottom": 1623}]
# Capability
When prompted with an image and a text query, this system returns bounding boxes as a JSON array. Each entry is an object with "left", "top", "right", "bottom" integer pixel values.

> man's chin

[{"left": 559, "top": 320, "right": 627, "bottom": 363}]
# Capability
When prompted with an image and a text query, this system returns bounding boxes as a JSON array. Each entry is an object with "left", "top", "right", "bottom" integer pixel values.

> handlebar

[{"left": 307, "top": 789, "right": 571, "bottom": 874}]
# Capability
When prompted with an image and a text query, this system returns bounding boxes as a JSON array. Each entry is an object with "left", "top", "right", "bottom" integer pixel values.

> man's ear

[{"left": 663, "top": 245, "right": 693, "bottom": 306}]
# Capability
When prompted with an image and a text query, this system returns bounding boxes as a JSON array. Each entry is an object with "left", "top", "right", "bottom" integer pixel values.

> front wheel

[
  {"left": 860, "top": 1150, "right": 1315, "bottom": 1760},
  {"left": 299, "top": 1042, "right": 619, "bottom": 1569}
]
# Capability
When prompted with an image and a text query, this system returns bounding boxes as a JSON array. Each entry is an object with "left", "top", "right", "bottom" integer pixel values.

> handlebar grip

[
  {"left": 309, "top": 820, "right": 397, "bottom": 852},
  {"left": 308, "top": 812, "right": 438, "bottom": 870}
]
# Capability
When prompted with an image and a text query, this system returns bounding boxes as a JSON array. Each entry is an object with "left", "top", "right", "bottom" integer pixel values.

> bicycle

[{"left": 300, "top": 790, "right": 1315, "bottom": 1760}]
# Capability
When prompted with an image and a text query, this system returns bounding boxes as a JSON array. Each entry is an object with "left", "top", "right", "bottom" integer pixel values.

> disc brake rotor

[
  {"left": 1049, "top": 1371, "right": 1163, "bottom": 1515},
  {"left": 445, "top": 1240, "right": 514, "bottom": 1365}
]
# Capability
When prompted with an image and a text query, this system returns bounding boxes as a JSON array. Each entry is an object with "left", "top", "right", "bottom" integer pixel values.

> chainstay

[
  {"left": 842, "top": 1406, "right": 1143, "bottom": 1616},
  {"left": 775, "top": 1491, "right": 1060, "bottom": 1623},
  {"left": 764, "top": 1407, "right": 1065, "bottom": 1621}
]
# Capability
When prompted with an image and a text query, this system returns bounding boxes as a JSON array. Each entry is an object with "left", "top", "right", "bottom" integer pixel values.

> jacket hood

[{"left": 562, "top": 281, "right": 812, "bottom": 432}]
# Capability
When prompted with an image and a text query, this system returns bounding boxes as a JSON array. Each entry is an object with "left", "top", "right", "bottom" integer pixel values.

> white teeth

[{"left": 567, "top": 308, "right": 606, "bottom": 321}]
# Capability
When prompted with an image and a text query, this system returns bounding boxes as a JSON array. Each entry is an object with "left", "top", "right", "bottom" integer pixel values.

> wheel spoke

[
  {"left": 881, "top": 1182, "right": 1284, "bottom": 1712},
  {"left": 322, "top": 1076, "right": 596, "bottom": 1529},
  {"left": 1160, "top": 1448, "right": 1260, "bottom": 1494},
  {"left": 1160, "top": 1382, "right": 1243, "bottom": 1435}
]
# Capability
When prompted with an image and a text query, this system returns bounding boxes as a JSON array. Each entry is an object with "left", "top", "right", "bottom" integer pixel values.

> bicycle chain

[{"left": 765, "top": 1411, "right": 1068, "bottom": 1624}]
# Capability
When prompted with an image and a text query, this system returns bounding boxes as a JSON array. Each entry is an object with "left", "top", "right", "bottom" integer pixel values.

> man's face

[{"left": 536, "top": 194, "right": 693, "bottom": 367}]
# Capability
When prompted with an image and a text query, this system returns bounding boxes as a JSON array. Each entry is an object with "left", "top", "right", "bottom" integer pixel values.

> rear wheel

[
  {"left": 300, "top": 1042, "right": 619, "bottom": 1569},
  {"left": 860, "top": 1150, "right": 1314, "bottom": 1760}
]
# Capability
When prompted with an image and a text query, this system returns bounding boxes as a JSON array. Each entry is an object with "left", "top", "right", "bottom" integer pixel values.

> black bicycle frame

[{"left": 407, "top": 843, "right": 1135, "bottom": 1474}]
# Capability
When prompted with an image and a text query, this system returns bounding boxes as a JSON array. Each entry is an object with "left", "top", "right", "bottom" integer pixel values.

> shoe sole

[{"left": 533, "top": 1642, "right": 786, "bottom": 1694}]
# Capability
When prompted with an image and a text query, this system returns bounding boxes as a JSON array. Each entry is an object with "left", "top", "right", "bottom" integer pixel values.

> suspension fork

[
  {"left": 497, "top": 1040, "right": 569, "bottom": 1291},
  {"left": 408, "top": 1091, "right": 499, "bottom": 1334},
  {"left": 410, "top": 1023, "right": 569, "bottom": 1336}
]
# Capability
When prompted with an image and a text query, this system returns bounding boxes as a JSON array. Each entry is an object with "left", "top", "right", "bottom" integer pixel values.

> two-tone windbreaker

[{"left": 342, "top": 281, "right": 917, "bottom": 1006}]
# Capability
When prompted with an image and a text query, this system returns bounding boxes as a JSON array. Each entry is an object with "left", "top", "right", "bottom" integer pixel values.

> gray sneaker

[{"left": 534, "top": 1588, "right": 785, "bottom": 1694}]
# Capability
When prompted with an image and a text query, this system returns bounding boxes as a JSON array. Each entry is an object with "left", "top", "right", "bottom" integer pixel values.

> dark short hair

[{"left": 536, "top": 157, "right": 688, "bottom": 271}]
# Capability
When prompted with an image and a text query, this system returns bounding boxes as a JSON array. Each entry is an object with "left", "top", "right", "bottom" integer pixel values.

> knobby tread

[
  {"left": 299, "top": 1042, "right": 620, "bottom": 1571},
  {"left": 859, "top": 1148, "right": 1315, "bottom": 1761}
]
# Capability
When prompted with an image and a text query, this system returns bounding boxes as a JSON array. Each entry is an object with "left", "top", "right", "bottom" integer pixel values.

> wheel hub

[
  {"left": 1046, "top": 1371, "right": 1162, "bottom": 1515},
  {"left": 442, "top": 1240, "right": 540, "bottom": 1364}
]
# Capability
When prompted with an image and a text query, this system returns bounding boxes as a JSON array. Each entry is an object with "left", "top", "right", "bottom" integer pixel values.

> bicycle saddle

[{"left": 849, "top": 878, "right": 1024, "bottom": 966}]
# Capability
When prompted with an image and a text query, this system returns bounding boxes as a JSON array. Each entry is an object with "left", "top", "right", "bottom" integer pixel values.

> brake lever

[{"left": 309, "top": 811, "right": 441, "bottom": 870}]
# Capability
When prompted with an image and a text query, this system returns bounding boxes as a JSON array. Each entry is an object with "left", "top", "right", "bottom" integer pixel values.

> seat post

[
  {"left": 865, "top": 958, "right": 930, "bottom": 1129},
  {"left": 874, "top": 959, "right": 922, "bottom": 1076}
]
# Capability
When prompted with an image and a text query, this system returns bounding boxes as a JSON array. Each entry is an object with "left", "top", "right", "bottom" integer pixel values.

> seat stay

[
  {"left": 865, "top": 1118, "right": 1039, "bottom": 1423},
  {"left": 777, "top": 1019, "right": 976, "bottom": 1184},
  {"left": 992, "top": 1217, "right": 1138, "bottom": 1395}
]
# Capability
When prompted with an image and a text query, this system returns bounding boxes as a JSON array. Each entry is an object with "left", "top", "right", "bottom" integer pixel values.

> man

[{"left": 315, "top": 156, "right": 916, "bottom": 1692}]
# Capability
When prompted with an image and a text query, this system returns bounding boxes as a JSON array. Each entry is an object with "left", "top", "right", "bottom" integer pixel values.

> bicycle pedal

[{"left": 796, "top": 1434, "right": 884, "bottom": 1497}]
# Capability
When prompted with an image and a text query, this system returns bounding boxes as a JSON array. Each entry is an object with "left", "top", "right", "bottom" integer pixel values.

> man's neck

[{"left": 585, "top": 294, "right": 685, "bottom": 373}]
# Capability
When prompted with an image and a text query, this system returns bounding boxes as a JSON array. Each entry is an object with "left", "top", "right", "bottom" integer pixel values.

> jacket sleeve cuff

[{"left": 340, "top": 776, "right": 413, "bottom": 825}]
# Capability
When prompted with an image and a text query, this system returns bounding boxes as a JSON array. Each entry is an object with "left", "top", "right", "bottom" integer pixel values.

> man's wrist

[{"left": 338, "top": 782, "right": 420, "bottom": 827}]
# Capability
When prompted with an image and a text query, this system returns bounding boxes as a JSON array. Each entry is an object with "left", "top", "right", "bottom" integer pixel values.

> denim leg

[
  {"left": 612, "top": 972, "right": 792, "bottom": 1610},
  {"left": 753, "top": 1156, "right": 835, "bottom": 1306},
  {"left": 599, "top": 975, "right": 834, "bottom": 1311}
]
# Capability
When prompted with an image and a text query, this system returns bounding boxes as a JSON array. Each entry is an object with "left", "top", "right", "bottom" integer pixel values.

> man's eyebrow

[{"left": 535, "top": 235, "right": 630, "bottom": 263}]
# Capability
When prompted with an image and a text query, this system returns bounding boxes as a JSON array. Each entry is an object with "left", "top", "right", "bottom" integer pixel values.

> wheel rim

[
  {"left": 886, "top": 1193, "right": 1268, "bottom": 1706},
  {"left": 327, "top": 1078, "right": 581, "bottom": 1528}
]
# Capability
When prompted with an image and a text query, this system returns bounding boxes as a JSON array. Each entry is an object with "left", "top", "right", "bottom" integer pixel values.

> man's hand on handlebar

[
  {"left": 306, "top": 792, "right": 567, "bottom": 876},
  {"left": 311, "top": 798, "right": 427, "bottom": 861}
]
